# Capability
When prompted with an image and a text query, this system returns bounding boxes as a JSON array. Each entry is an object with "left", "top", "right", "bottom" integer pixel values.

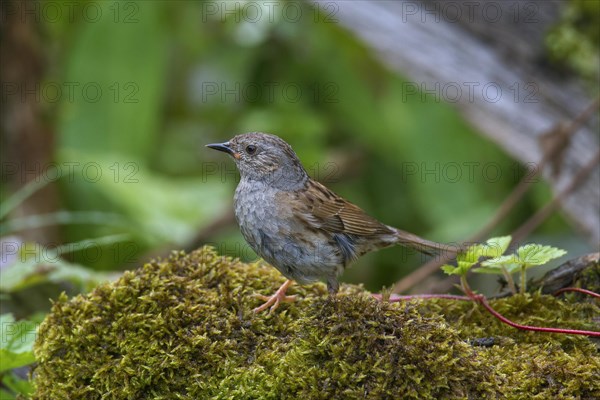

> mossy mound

[{"left": 33, "top": 247, "right": 600, "bottom": 399}]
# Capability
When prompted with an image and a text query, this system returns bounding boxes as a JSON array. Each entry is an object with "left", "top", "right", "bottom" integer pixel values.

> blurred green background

[
  {"left": 3, "top": 0, "right": 597, "bottom": 298},
  {"left": 1, "top": 0, "right": 598, "bottom": 396}
]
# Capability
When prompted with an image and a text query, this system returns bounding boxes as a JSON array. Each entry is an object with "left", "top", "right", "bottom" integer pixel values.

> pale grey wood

[{"left": 314, "top": 0, "right": 599, "bottom": 244}]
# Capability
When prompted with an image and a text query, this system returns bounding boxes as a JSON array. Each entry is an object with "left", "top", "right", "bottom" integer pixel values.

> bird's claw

[
  {"left": 253, "top": 292, "right": 297, "bottom": 314},
  {"left": 253, "top": 280, "right": 296, "bottom": 314}
]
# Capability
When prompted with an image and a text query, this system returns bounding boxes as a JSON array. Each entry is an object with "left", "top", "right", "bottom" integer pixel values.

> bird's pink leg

[{"left": 253, "top": 279, "right": 296, "bottom": 313}]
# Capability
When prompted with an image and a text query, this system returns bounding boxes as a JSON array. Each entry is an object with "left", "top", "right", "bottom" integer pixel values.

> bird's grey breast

[
  {"left": 233, "top": 179, "right": 281, "bottom": 258},
  {"left": 233, "top": 177, "right": 348, "bottom": 286}
]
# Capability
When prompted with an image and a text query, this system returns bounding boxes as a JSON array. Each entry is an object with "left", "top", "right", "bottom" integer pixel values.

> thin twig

[
  {"left": 553, "top": 287, "right": 600, "bottom": 299},
  {"left": 373, "top": 293, "right": 472, "bottom": 302},
  {"left": 431, "top": 151, "right": 600, "bottom": 295},
  {"left": 500, "top": 266, "right": 517, "bottom": 294},
  {"left": 392, "top": 99, "right": 600, "bottom": 294},
  {"left": 376, "top": 292, "right": 600, "bottom": 337},
  {"left": 472, "top": 294, "right": 600, "bottom": 337},
  {"left": 511, "top": 150, "right": 600, "bottom": 243}
]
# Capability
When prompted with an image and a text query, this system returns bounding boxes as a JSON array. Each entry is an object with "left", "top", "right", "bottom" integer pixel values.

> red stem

[
  {"left": 553, "top": 287, "right": 600, "bottom": 299},
  {"left": 470, "top": 293, "right": 600, "bottom": 337},
  {"left": 375, "top": 292, "right": 600, "bottom": 337}
]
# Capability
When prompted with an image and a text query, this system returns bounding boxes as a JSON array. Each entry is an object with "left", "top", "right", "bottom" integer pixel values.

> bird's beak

[{"left": 206, "top": 142, "right": 240, "bottom": 159}]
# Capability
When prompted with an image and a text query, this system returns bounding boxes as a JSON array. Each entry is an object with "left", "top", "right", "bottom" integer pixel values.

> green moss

[
  {"left": 579, "top": 260, "right": 600, "bottom": 293},
  {"left": 32, "top": 247, "right": 600, "bottom": 399}
]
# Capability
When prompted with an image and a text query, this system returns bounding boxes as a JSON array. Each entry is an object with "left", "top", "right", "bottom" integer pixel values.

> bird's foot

[{"left": 253, "top": 279, "right": 296, "bottom": 314}]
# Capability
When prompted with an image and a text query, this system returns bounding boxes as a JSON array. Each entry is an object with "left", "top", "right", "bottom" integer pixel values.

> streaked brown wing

[{"left": 303, "top": 180, "right": 392, "bottom": 236}]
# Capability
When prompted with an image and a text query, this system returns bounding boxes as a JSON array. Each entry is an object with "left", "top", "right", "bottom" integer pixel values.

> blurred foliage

[
  {"left": 2, "top": 0, "right": 580, "bottom": 288},
  {"left": 0, "top": 313, "right": 37, "bottom": 399},
  {"left": 0, "top": 229, "right": 115, "bottom": 396},
  {"left": 546, "top": 0, "right": 600, "bottom": 85},
  {"left": 1, "top": 0, "right": 594, "bottom": 395},
  {"left": 0, "top": 314, "right": 36, "bottom": 373}
]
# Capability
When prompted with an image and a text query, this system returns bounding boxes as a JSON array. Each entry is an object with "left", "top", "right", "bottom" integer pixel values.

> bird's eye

[{"left": 245, "top": 145, "right": 257, "bottom": 155}]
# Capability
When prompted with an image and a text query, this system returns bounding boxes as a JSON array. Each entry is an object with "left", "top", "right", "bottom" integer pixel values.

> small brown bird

[{"left": 207, "top": 132, "right": 459, "bottom": 313}]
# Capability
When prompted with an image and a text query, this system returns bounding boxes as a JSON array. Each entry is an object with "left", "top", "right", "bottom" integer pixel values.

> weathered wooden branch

[
  {"left": 534, "top": 252, "right": 599, "bottom": 294},
  {"left": 314, "top": 0, "right": 599, "bottom": 244}
]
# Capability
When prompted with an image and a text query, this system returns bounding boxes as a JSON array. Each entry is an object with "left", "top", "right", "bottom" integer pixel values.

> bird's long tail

[{"left": 391, "top": 227, "right": 463, "bottom": 257}]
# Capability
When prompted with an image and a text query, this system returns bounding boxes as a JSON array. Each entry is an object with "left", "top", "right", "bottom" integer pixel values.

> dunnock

[{"left": 207, "top": 132, "right": 459, "bottom": 313}]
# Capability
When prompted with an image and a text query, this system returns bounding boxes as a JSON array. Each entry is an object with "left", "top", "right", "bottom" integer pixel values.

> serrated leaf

[
  {"left": 460, "top": 236, "right": 511, "bottom": 263},
  {"left": 441, "top": 264, "right": 459, "bottom": 275},
  {"left": 515, "top": 244, "right": 567, "bottom": 268},
  {"left": 0, "top": 314, "right": 37, "bottom": 372},
  {"left": 480, "top": 244, "right": 567, "bottom": 273},
  {"left": 443, "top": 236, "right": 512, "bottom": 275},
  {"left": 441, "top": 261, "right": 474, "bottom": 276},
  {"left": 484, "top": 236, "right": 512, "bottom": 256}
]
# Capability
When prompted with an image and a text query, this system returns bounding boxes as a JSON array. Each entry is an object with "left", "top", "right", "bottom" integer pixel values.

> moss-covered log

[{"left": 32, "top": 247, "right": 600, "bottom": 399}]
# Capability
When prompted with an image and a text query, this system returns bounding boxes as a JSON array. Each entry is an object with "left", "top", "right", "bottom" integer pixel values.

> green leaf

[
  {"left": 1, "top": 211, "right": 129, "bottom": 236},
  {"left": 462, "top": 236, "right": 512, "bottom": 262},
  {"left": 480, "top": 244, "right": 567, "bottom": 273},
  {"left": 58, "top": 2, "right": 167, "bottom": 159},
  {"left": 442, "top": 236, "right": 512, "bottom": 276},
  {"left": 0, "top": 314, "right": 37, "bottom": 372},
  {"left": 441, "top": 261, "right": 475, "bottom": 276},
  {"left": 441, "top": 264, "right": 459, "bottom": 275},
  {"left": 56, "top": 151, "right": 231, "bottom": 248},
  {"left": 515, "top": 244, "right": 567, "bottom": 268},
  {"left": 0, "top": 177, "right": 51, "bottom": 220},
  {"left": 0, "top": 388, "right": 16, "bottom": 400},
  {"left": 1, "top": 371, "right": 33, "bottom": 397},
  {"left": 475, "top": 261, "right": 521, "bottom": 275}
]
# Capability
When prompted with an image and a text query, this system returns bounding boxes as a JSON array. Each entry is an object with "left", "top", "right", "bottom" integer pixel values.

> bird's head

[{"left": 206, "top": 132, "right": 308, "bottom": 189}]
